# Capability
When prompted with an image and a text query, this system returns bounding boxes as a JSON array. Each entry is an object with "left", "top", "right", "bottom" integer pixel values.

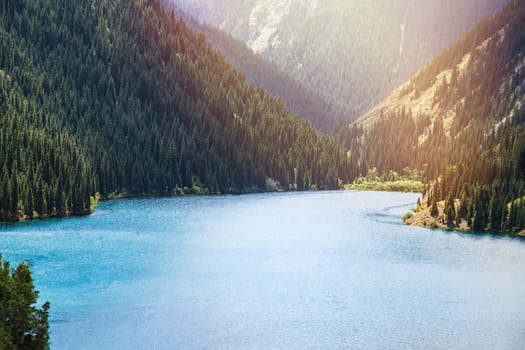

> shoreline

[
  {"left": 5, "top": 188, "right": 522, "bottom": 238},
  {"left": 1, "top": 186, "right": 333, "bottom": 224},
  {"left": 2, "top": 186, "right": 414, "bottom": 224}
]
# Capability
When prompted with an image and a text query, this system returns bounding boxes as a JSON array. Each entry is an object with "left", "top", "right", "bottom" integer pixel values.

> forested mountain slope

[
  {"left": 159, "top": 2, "right": 344, "bottom": 131},
  {"left": 169, "top": 0, "right": 508, "bottom": 127},
  {"left": 339, "top": 0, "right": 525, "bottom": 233},
  {"left": 0, "top": 0, "right": 351, "bottom": 221}
]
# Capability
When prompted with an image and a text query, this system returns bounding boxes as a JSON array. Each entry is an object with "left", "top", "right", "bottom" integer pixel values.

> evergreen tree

[
  {"left": 430, "top": 197, "right": 439, "bottom": 217},
  {"left": 0, "top": 256, "right": 50, "bottom": 350},
  {"left": 444, "top": 194, "right": 456, "bottom": 227}
]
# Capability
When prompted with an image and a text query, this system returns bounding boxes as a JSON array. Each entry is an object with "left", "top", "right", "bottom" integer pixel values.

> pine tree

[
  {"left": 507, "top": 201, "right": 517, "bottom": 231},
  {"left": 445, "top": 194, "right": 456, "bottom": 226},
  {"left": 430, "top": 196, "right": 439, "bottom": 217},
  {"left": 0, "top": 256, "right": 50, "bottom": 350}
]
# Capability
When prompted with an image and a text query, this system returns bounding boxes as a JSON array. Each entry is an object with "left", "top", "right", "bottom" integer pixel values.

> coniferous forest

[{"left": 0, "top": 0, "right": 352, "bottom": 221}]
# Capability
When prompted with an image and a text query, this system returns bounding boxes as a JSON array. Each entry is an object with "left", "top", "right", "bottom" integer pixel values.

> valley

[
  {"left": 1, "top": 0, "right": 525, "bottom": 348},
  {"left": 170, "top": 0, "right": 509, "bottom": 127}
]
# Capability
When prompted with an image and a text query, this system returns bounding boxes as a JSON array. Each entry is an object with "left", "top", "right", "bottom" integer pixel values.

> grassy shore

[
  {"left": 345, "top": 178, "right": 424, "bottom": 193},
  {"left": 345, "top": 168, "right": 424, "bottom": 193}
]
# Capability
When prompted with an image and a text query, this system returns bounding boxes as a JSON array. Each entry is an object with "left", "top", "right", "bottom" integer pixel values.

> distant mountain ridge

[
  {"left": 160, "top": 1, "right": 345, "bottom": 130},
  {"left": 168, "top": 0, "right": 509, "bottom": 126}
]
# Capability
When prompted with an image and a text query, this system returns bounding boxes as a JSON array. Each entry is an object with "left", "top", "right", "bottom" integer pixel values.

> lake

[{"left": 1, "top": 191, "right": 525, "bottom": 349}]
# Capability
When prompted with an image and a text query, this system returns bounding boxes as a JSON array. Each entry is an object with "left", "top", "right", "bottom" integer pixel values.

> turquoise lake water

[{"left": 1, "top": 190, "right": 525, "bottom": 349}]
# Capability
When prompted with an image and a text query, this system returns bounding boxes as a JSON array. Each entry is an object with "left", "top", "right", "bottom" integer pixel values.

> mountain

[
  {"left": 168, "top": 0, "right": 509, "bottom": 126},
  {"left": 159, "top": 2, "right": 344, "bottom": 131},
  {"left": 339, "top": 0, "right": 525, "bottom": 233},
  {"left": 0, "top": 0, "right": 353, "bottom": 221}
]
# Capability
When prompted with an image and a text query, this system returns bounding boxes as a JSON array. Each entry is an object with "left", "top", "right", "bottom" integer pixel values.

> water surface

[{"left": 1, "top": 191, "right": 524, "bottom": 349}]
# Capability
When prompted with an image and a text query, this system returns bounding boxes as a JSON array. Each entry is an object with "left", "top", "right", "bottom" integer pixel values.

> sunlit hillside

[{"left": 339, "top": 0, "right": 525, "bottom": 232}]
